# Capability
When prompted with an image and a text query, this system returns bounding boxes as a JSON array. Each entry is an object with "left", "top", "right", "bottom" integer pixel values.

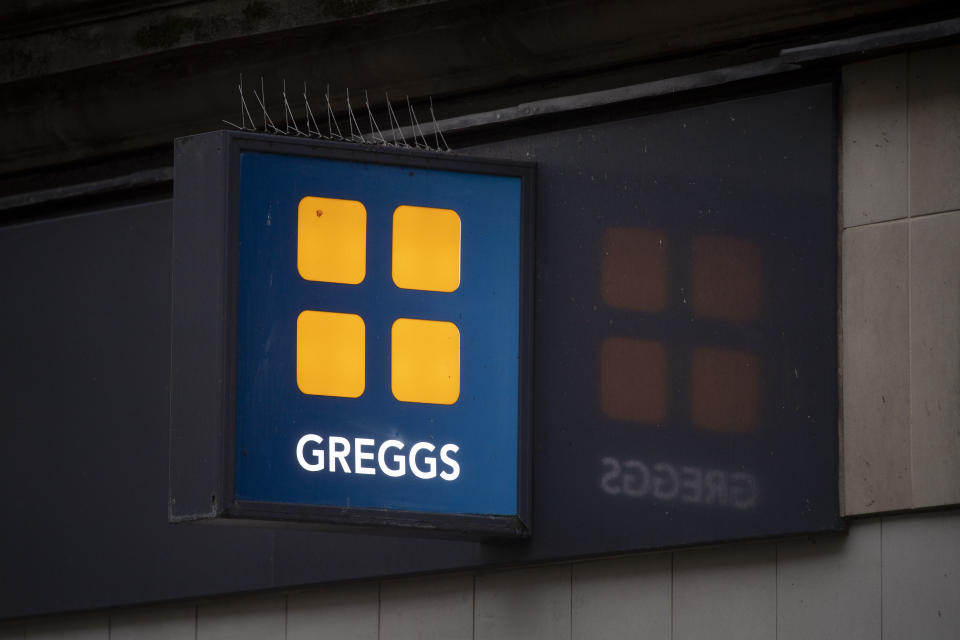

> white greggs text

[{"left": 296, "top": 434, "right": 461, "bottom": 480}]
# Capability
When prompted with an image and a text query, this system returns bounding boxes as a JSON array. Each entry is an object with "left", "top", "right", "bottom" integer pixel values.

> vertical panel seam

[
  {"left": 670, "top": 552, "right": 675, "bottom": 640},
  {"left": 838, "top": 64, "right": 847, "bottom": 516},
  {"left": 774, "top": 544, "right": 779, "bottom": 640},
  {"left": 906, "top": 51, "right": 913, "bottom": 221},
  {"left": 838, "top": 69, "right": 847, "bottom": 519},
  {"left": 906, "top": 50, "right": 915, "bottom": 509},
  {"left": 880, "top": 517, "right": 884, "bottom": 640},
  {"left": 471, "top": 574, "right": 477, "bottom": 640}
]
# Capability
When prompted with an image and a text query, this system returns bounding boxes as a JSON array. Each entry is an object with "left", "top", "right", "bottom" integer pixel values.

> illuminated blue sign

[{"left": 226, "top": 140, "right": 533, "bottom": 535}]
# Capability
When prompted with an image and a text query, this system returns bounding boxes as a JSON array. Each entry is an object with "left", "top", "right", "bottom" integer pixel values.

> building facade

[{"left": 1, "top": 1, "right": 958, "bottom": 638}]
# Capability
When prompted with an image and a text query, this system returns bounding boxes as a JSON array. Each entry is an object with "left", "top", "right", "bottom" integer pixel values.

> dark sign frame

[{"left": 169, "top": 132, "right": 536, "bottom": 539}]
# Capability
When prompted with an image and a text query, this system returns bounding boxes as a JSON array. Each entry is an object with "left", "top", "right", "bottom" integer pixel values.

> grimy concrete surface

[
  {"left": 841, "top": 47, "right": 960, "bottom": 515},
  {"left": 0, "top": 0, "right": 933, "bottom": 179}
]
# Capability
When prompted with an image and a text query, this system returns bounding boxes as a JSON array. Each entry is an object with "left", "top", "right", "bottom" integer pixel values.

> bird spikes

[{"left": 223, "top": 75, "right": 451, "bottom": 152}]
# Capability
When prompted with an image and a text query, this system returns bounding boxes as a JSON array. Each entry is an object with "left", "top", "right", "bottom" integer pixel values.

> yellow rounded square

[
  {"left": 298, "top": 196, "right": 366, "bottom": 284},
  {"left": 391, "top": 318, "right": 460, "bottom": 405},
  {"left": 297, "top": 311, "right": 365, "bottom": 398},
  {"left": 392, "top": 205, "right": 461, "bottom": 292}
]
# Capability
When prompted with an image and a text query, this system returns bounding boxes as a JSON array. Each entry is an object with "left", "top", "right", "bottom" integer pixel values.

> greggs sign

[{"left": 170, "top": 132, "right": 534, "bottom": 538}]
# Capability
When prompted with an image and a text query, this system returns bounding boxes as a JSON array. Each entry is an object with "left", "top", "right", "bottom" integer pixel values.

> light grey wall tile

[
  {"left": 673, "top": 544, "right": 776, "bottom": 640},
  {"left": 910, "top": 212, "right": 960, "bottom": 508},
  {"left": 842, "top": 55, "right": 909, "bottom": 227},
  {"left": 24, "top": 616, "right": 107, "bottom": 640},
  {"left": 777, "top": 519, "right": 881, "bottom": 640},
  {"left": 287, "top": 582, "right": 378, "bottom": 640},
  {"left": 909, "top": 44, "right": 960, "bottom": 217},
  {"left": 475, "top": 565, "right": 571, "bottom": 640},
  {"left": 380, "top": 573, "right": 473, "bottom": 640},
  {"left": 882, "top": 510, "right": 960, "bottom": 640},
  {"left": 572, "top": 553, "right": 670, "bottom": 640},
  {"left": 110, "top": 606, "right": 195, "bottom": 640},
  {"left": 841, "top": 220, "right": 912, "bottom": 514},
  {"left": 197, "top": 594, "right": 284, "bottom": 640}
]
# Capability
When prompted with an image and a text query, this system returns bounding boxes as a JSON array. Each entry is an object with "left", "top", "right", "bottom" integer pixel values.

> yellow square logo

[
  {"left": 298, "top": 196, "right": 366, "bottom": 284},
  {"left": 297, "top": 310, "right": 365, "bottom": 398},
  {"left": 392, "top": 205, "right": 461, "bottom": 292},
  {"left": 391, "top": 318, "right": 460, "bottom": 405}
]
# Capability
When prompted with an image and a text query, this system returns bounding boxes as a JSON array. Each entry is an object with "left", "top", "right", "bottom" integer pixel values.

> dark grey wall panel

[
  {"left": 0, "top": 202, "right": 278, "bottom": 614},
  {"left": 0, "top": 82, "right": 839, "bottom": 619}
]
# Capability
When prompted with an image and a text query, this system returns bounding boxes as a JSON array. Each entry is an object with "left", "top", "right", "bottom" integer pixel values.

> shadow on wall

[{"left": 598, "top": 229, "right": 764, "bottom": 511}]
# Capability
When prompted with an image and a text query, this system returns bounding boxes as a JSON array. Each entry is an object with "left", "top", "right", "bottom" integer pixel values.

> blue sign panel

[{"left": 232, "top": 148, "right": 531, "bottom": 525}]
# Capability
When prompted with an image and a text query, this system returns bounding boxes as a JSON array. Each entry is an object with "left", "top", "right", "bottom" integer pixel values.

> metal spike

[
  {"left": 223, "top": 79, "right": 449, "bottom": 148},
  {"left": 303, "top": 82, "right": 322, "bottom": 137},
  {"left": 241, "top": 75, "right": 256, "bottom": 130},
  {"left": 282, "top": 80, "right": 305, "bottom": 136},
  {"left": 365, "top": 90, "right": 388, "bottom": 145},
  {"left": 385, "top": 92, "right": 409, "bottom": 148},
  {"left": 253, "top": 77, "right": 281, "bottom": 134},
  {"left": 282, "top": 80, "right": 289, "bottom": 133},
  {"left": 325, "top": 84, "right": 344, "bottom": 140},
  {"left": 406, "top": 96, "right": 430, "bottom": 150},
  {"left": 223, "top": 73, "right": 254, "bottom": 131},
  {"left": 346, "top": 88, "right": 366, "bottom": 143},
  {"left": 429, "top": 96, "right": 451, "bottom": 152}
]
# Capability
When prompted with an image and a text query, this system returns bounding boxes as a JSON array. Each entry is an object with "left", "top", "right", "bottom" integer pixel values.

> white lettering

[
  {"left": 296, "top": 434, "right": 324, "bottom": 471},
  {"left": 295, "top": 434, "right": 461, "bottom": 481},
  {"left": 329, "top": 436, "right": 351, "bottom": 473},
  {"left": 378, "top": 440, "right": 406, "bottom": 477},
  {"left": 354, "top": 438, "right": 375, "bottom": 475},
  {"left": 409, "top": 442, "right": 437, "bottom": 479},
  {"left": 439, "top": 443, "right": 461, "bottom": 481}
]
